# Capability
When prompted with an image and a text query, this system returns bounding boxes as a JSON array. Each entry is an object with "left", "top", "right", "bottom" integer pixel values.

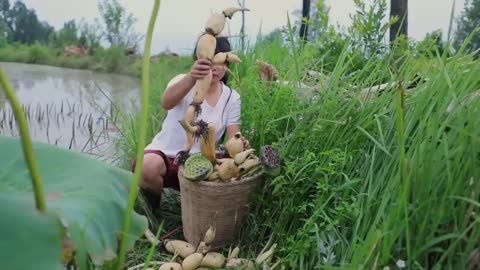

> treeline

[
  {"left": 266, "top": 0, "right": 479, "bottom": 68},
  {"left": 0, "top": 0, "right": 53, "bottom": 46},
  {"left": 0, "top": 0, "right": 143, "bottom": 53}
]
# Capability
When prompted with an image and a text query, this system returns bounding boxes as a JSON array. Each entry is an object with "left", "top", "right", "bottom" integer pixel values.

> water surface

[{"left": 0, "top": 62, "right": 141, "bottom": 163}]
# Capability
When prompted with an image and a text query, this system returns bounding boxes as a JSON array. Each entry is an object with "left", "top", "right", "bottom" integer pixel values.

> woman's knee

[{"left": 140, "top": 153, "right": 166, "bottom": 187}]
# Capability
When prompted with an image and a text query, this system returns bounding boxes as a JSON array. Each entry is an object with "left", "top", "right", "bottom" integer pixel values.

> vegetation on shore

[
  {"left": 0, "top": 43, "right": 185, "bottom": 77},
  {"left": 0, "top": 0, "right": 156, "bottom": 77}
]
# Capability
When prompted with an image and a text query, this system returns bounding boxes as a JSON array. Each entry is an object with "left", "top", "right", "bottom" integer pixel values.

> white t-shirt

[{"left": 145, "top": 73, "right": 241, "bottom": 157}]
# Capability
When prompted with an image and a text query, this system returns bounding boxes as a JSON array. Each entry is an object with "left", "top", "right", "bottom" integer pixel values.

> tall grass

[{"left": 230, "top": 37, "right": 480, "bottom": 269}]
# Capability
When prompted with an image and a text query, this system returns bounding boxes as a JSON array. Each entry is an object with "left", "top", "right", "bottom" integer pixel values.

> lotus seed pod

[
  {"left": 183, "top": 154, "right": 213, "bottom": 181},
  {"left": 260, "top": 145, "right": 281, "bottom": 176}
]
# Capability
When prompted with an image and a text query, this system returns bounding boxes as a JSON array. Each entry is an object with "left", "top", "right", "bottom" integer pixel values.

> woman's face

[{"left": 211, "top": 62, "right": 228, "bottom": 83}]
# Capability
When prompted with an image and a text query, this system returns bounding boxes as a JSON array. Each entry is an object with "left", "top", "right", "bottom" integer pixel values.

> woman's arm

[
  {"left": 226, "top": 124, "right": 241, "bottom": 139},
  {"left": 161, "top": 59, "right": 212, "bottom": 110},
  {"left": 161, "top": 73, "right": 195, "bottom": 110}
]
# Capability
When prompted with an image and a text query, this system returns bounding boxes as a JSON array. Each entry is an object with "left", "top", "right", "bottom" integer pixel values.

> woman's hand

[
  {"left": 242, "top": 138, "right": 251, "bottom": 149},
  {"left": 161, "top": 59, "right": 211, "bottom": 110},
  {"left": 189, "top": 59, "right": 212, "bottom": 80}
]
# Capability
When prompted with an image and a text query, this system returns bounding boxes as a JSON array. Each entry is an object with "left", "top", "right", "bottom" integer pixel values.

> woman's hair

[{"left": 192, "top": 36, "right": 231, "bottom": 85}]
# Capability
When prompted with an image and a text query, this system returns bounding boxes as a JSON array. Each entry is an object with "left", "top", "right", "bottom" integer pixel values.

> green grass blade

[{"left": 116, "top": 0, "right": 161, "bottom": 269}]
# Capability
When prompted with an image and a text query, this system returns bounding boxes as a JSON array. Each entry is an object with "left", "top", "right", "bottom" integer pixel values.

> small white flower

[{"left": 396, "top": 259, "right": 406, "bottom": 268}]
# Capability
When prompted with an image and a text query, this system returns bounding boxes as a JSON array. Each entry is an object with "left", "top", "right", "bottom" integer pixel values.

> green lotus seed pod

[{"left": 183, "top": 153, "right": 213, "bottom": 181}]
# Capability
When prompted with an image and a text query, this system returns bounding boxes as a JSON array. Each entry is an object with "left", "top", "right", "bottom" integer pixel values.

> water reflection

[{"left": 0, "top": 62, "right": 141, "bottom": 163}]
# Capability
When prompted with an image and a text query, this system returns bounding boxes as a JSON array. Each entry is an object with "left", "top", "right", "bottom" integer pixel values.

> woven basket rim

[{"left": 178, "top": 167, "right": 264, "bottom": 187}]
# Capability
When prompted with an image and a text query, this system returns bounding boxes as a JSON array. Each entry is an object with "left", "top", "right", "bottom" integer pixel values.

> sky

[{"left": 21, "top": 0, "right": 467, "bottom": 55}]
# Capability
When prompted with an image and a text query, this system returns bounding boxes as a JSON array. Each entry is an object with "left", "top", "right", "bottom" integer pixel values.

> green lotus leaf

[{"left": 0, "top": 135, "right": 148, "bottom": 269}]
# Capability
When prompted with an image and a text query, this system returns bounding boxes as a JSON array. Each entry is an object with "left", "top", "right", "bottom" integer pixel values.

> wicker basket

[{"left": 178, "top": 167, "right": 264, "bottom": 250}]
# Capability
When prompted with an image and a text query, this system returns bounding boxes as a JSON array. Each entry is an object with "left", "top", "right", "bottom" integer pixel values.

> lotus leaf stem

[
  {"left": 0, "top": 68, "right": 46, "bottom": 213},
  {"left": 116, "top": 0, "right": 161, "bottom": 269}
]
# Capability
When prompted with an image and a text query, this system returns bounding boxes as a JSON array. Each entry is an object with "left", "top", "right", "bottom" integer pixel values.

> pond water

[{"left": 0, "top": 62, "right": 140, "bottom": 163}]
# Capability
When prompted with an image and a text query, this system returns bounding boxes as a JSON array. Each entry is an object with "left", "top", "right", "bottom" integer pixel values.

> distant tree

[
  {"left": 58, "top": 20, "right": 78, "bottom": 46},
  {"left": 0, "top": 0, "right": 11, "bottom": 36},
  {"left": 38, "top": 20, "right": 54, "bottom": 44},
  {"left": 454, "top": 0, "right": 480, "bottom": 51},
  {"left": 291, "top": 0, "right": 331, "bottom": 43},
  {"left": 0, "top": 0, "right": 8, "bottom": 46},
  {"left": 417, "top": 29, "right": 445, "bottom": 57},
  {"left": 78, "top": 18, "right": 103, "bottom": 51},
  {"left": 257, "top": 28, "right": 285, "bottom": 46},
  {"left": 48, "top": 20, "right": 80, "bottom": 48},
  {"left": 390, "top": 0, "right": 408, "bottom": 43},
  {"left": 0, "top": 0, "right": 9, "bottom": 14},
  {"left": 350, "top": 0, "right": 392, "bottom": 57},
  {"left": 2, "top": 1, "right": 53, "bottom": 44},
  {"left": 78, "top": 34, "right": 87, "bottom": 48},
  {"left": 0, "top": 20, "right": 7, "bottom": 47},
  {"left": 308, "top": 0, "right": 330, "bottom": 41},
  {"left": 98, "top": 0, "right": 143, "bottom": 50},
  {"left": 9, "top": 2, "right": 35, "bottom": 43}
]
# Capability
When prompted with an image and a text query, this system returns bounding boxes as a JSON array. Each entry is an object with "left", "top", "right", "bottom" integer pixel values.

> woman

[{"left": 132, "top": 36, "right": 249, "bottom": 210}]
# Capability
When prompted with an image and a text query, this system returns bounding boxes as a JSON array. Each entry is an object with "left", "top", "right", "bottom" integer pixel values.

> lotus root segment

[{"left": 205, "top": 7, "right": 249, "bottom": 35}]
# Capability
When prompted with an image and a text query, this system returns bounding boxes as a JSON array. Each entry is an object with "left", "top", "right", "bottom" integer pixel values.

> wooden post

[{"left": 390, "top": 0, "right": 408, "bottom": 43}]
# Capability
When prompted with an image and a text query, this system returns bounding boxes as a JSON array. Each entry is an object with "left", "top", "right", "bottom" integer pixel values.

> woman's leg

[{"left": 140, "top": 152, "right": 167, "bottom": 195}]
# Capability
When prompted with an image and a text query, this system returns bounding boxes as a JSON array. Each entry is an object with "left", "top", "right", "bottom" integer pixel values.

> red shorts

[
  {"left": 131, "top": 150, "right": 180, "bottom": 190},
  {"left": 131, "top": 150, "right": 228, "bottom": 191}
]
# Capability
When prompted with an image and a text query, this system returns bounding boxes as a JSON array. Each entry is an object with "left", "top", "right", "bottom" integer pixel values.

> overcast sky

[{"left": 21, "top": 0, "right": 466, "bottom": 55}]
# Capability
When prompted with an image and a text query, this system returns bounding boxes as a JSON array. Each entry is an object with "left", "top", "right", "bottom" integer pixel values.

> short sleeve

[
  {"left": 226, "top": 91, "right": 241, "bottom": 126},
  {"left": 166, "top": 73, "right": 186, "bottom": 88},
  {"left": 165, "top": 73, "right": 190, "bottom": 109}
]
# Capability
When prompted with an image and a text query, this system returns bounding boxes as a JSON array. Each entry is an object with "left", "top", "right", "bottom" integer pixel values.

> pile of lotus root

[
  {"left": 143, "top": 224, "right": 279, "bottom": 270},
  {"left": 182, "top": 132, "right": 280, "bottom": 182}
]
